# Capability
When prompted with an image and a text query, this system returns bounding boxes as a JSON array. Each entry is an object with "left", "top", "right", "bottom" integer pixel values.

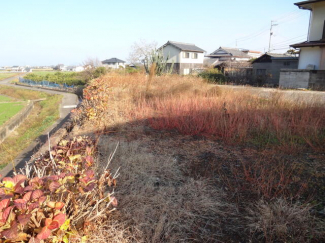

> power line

[
  {"left": 277, "top": 12, "right": 308, "bottom": 25},
  {"left": 253, "top": 34, "right": 307, "bottom": 52},
  {"left": 272, "top": 9, "right": 301, "bottom": 22},
  {"left": 272, "top": 35, "right": 307, "bottom": 45}
]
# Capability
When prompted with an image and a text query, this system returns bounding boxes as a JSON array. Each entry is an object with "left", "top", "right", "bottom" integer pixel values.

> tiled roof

[
  {"left": 291, "top": 40, "right": 325, "bottom": 48},
  {"left": 102, "top": 58, "right": 125, "bottom": 64},
  {"left": 208, "top": 47, "right": 251, "bottom": 58},
  {"left": 295, "top": 0, "right": 325, "bottom": 9},
  {"left": 252, "top": 53, "right": 298, "bottom": 63},
  {"left": 163, "top": 41, "right": 205, "bottom": 52}
]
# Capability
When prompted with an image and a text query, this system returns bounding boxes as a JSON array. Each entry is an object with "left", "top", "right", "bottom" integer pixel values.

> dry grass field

[{"left": 70, "top": 72, "right": 325, "bottom": 242}]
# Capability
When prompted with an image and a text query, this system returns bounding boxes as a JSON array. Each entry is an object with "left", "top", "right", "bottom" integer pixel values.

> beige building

[{"left": 280, "top": 0, "right": 325, "bottom": 89}]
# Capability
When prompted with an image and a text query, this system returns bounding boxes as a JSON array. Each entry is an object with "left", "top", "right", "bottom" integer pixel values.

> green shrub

[
  {"left": 24, "top": 72, "right": 85, "bottom": 86},
  {"left": 198, "top": 69, "right": 226, "bottom": 83},
  {"left": 93, "top": 67, "right": 107, "bottom": 78}
]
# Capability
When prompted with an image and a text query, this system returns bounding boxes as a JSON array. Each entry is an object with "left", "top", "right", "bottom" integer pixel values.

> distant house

[
  {"left": 206, "top": 47, "right": 253, "bottom": 63},
  {"left": 102, "top": 58, "right": 126, "bottom": 69},
  {"left": 206, "top": 47, "right": 260, "bottom": 63},
  {"left": 67, "top": 66, "right": 85, "bottom": 72},
  {"left": 278, "top": 0, "right": 325, "bottom": 90},
  {"left": 55, "top": 64, "right": 67, "bottom": 71},
  {"left": 11, "top": 66, "right": 20, "bottom": 72},
  {"left": 252, "top": 53, "right": 298, "bottom": 86},
  {"left": 160, "top": 41, "right": 205, "bottom": 75},
  {"left": 73, "top": 66, "right": 85, "bottom": 72},
  {"left": 204, "top": 47, "right": 260, "bottom": 79}
]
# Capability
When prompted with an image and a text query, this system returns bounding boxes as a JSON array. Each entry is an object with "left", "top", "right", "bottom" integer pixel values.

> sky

[{"left": 0, "top": 0, "right": 310, "bottom": 66}]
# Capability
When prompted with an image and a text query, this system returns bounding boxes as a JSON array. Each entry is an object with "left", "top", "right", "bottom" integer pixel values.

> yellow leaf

[
  {"left": 3, "top": 181, "right": 14, "bottom": 189},
  {"left": 60, "top": 219, "right": 70, "bottom": 231}
]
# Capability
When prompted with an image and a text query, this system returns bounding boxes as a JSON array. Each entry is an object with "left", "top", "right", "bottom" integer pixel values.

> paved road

[
  {"left": 218, "top": 85, "right": 325, "bottom": 105},
  {"left": 0, "top": 75, "right": 79, "bottom": 176}
]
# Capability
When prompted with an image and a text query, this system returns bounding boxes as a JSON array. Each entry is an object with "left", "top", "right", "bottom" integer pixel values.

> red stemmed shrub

[{"left": 0, "top": 136, "right": 117, "bottom": 242}]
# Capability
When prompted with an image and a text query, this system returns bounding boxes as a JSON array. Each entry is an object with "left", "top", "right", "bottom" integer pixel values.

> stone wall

[
  {"left": 279, "top": 69, "right": 325, "bottom": 90},
  {"left": 0, "top": 101, "right": 34, "bottom": 143},
  {"left": 279, "top": 69, "right": 310, "bottom": 89},
  {"left": 310, "top": 70, "right": 325, "bottom": 90}
]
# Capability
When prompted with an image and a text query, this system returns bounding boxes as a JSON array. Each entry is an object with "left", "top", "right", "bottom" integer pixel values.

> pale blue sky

[{"left": 0, "top": 0, "right": 310, "bottom": 66}]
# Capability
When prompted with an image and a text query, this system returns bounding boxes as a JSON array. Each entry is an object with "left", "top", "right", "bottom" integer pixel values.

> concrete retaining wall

[
  {"left": 0, "top": 101, "right": 34, "bottom": 143},
  {"left": 310, "top": 70, "right": 325, "bottom": 90},
  {"left": 279, "top": 69, "right": 325, "bottom": 90}
]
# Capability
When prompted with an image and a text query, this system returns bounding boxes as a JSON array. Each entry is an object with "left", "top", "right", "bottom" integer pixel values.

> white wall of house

[
  {"left": 247, "top": 52, "right": 262, "bottom": 58},
  {"left": 309, "top": 2, "right": 325, "bottom": 41},
  {"left": 103, "top": 63, "right": 125, "bottom": 69},
  {"left": 179, "top": 51, "right": 204, "bottom": 64},
  {"left": 162, "top": 45, "right": 180, "bottom": 63},
  {"left": 73, "top": 66, "right": 85, "bottom": 72},
  {"left": 298, "top": 47, "right": 321, "bottom": 69},
  {"left": 234, "top": 57, "right": 250, "bottom": 61}
]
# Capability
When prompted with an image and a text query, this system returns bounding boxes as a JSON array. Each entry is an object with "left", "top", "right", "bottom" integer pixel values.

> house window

[
  {"left": 284, "top": 61, "right": 290, "bottom": 66},
  {"left": 183, "top": 52, "right": 190, "bottom": 58},
  {"left": 256, "top": 69, "right": 266, "bottom": 75},
  {"left": 192, "top": 53, "right": 198, "bottom": 59}
]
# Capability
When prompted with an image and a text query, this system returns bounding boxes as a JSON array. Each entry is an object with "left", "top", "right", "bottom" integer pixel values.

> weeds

[
  {"left": 72, "top": 72, "right": 325, "bottom": 242},
  {"left": 246, "top": 199, "right": 324, "bottom": 242}
]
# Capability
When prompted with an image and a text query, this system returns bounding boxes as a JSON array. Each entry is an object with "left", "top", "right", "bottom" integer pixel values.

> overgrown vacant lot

[{"left": 72, "top": 73, "right": 325, "bottom": 242}]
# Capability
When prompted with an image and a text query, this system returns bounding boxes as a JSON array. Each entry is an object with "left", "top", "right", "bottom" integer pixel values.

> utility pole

[{"left": 268, "top": 21, "right": 278, "bottom": 53}]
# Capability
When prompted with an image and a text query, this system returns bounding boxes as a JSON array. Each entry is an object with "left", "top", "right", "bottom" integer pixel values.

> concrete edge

[{"left": 0, "top": 101, "right": 34, "bottom": 143}]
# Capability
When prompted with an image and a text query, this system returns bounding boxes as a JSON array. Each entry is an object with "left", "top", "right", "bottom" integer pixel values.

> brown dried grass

[
  {"left": 246, "top": 199, "right": 324, "bottom": 242},
  {"left": 93, "top": 137, "right": 235, "bottom": 242},
  {"left": 75, "top": 73, "right": 325, "bottom": 242}
]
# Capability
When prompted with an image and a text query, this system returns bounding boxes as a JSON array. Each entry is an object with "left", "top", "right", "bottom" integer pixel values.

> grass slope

[
  {"left": 0, "top": 94, "right": 13, "bottom": 102},
  {"left": 0, "top": 73, "right": 19, "bottom": 81},
  {"left": 0, "top": 102, "right": 25, "bottom": 126},
  {"left": 0, "top": 86, "right": 62, "bottom": 168}
]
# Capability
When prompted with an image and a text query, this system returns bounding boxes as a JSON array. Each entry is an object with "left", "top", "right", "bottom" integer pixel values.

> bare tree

[
  {"left": 82, "top": 57, "right": 102, "bottom": 69},
  {"left": 128, "top": 39, "right": 158, "bottom": 65},
  {"left": 79, "top": 57, "right": 103, "bottom": 82}
]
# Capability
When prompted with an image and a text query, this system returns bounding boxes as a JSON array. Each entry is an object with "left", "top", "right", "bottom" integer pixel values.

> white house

[
  {"left": 102, "top": 58, "right": 126, "bottom": 69},
  {"left": 73, "top": 66, "right": 85, "bottom": 72},
  {"left": 290, "top": 0, "right": 325, "bottom": 70},
  {"left": 206, "top": 47, "right": 261, "bottom": 62},
  {"left": 160, "top": 41, "right": 205, "bottom": 75},
  {"left": 279, "top": 0, "right": 325, "bottom": 89}
]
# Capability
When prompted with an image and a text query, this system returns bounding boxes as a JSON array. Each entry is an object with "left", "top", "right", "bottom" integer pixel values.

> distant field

[
  {"left": 0, "top": 73, "right": 19, "bottom": 81},
  {"left": 31, "top": 71, "right": 74, "bottom": 76},
  {"left": 0, "top": 101, "right": 25, "bottom": 126},
  {"left": 31, "top": 71, "right": 57, "bottom": 76}
]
